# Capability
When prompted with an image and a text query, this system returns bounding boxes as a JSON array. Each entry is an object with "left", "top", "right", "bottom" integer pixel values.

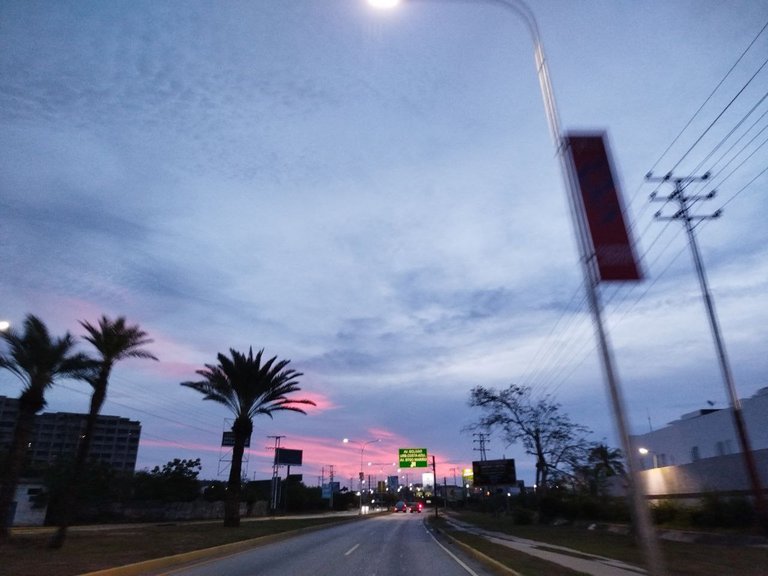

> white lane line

[
  {"left": 429, "top": 532, "right": 481, "bottom": 576},
  {"left": 344, "top": 543, "right": 360, "bottom": 556}
]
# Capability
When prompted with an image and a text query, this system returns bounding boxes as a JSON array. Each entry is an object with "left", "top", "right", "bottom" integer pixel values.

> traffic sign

[{"left": 399, "top": 447, "right": 428, "bottom": 468}]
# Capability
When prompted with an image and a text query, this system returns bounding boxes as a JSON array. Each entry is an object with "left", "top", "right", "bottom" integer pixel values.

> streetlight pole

[
  {"left": 368, "top": 1, "right": 666, "bottom": 574},
  {"left": 344, "top": 438, "right": 380, "bottom": 515}
]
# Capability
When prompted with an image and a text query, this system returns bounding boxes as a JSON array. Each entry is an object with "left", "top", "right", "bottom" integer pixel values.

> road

[{"left": 164, "top": 512, "right": 499, "bottom": 576}]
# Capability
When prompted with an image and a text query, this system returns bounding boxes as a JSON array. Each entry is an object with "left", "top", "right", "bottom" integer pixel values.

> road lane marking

[
  {"left": 344, "top": 543, "right": 360, "bottom": 556},
  {"left": 429, "top": 532, "right": 481, "bottom": 576}
]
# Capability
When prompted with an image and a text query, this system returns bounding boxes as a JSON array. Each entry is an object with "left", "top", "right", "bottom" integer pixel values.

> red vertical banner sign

[{"left": 565, "top": 132, "right": 642, "bottom": 282}]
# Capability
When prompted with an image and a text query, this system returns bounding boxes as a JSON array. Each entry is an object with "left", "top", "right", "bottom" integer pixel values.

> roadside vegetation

[
  {"left": 4, "top": 516, "right": 351, "bottom": 576},
  {"left": 1, "top": 312, "right": 316, "bottom": 547},
  {"left": 445, "top": 509, "right": 768, "bottom": 576}
]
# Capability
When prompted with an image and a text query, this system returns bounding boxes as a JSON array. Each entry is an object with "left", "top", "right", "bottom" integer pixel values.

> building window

[{"left": 691, "top": 446, "right": 700, "bottom": 462}]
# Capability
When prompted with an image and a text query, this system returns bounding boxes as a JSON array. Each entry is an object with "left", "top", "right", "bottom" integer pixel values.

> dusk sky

[{"left": 1, "top": 0, "right": 766, "bottom": 489}]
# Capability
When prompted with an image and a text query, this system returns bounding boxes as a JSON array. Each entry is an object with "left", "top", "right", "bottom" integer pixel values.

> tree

[
  {"left": 0, "top": 315, "right": 93, "bottom": 541},
  {"left": 583, "top": 443, "right": 626, "bottom": 496},
  {"left": 133, "top": 458, "right": 202, "bottom": 502},
  {"left": 181, "top": 348, "right": 315, "bottom": 527},
  {"left": 468, "top": 384, "right": 592, "bottom": 496},
  {"left": 42, "top": 458, "right": 128, "bottom": 525},
  {"left": 50, "top": 315, "right": 157, "bottom": 548}
]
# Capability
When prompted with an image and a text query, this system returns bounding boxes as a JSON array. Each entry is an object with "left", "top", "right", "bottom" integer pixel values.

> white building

[
  {"left": 11, "top": 481, "right": 47, "bottom": 526},
  {"left": 630, "top": 387, "right": 768, "bottom": 499}
]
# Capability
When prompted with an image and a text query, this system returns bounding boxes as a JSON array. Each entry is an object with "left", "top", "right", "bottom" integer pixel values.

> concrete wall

[
  {"left": 98, "top": 500, "right": 269, "bottom": 522},
  {"left": 638, "top": 448, "right": 768, "bottom": 499}
]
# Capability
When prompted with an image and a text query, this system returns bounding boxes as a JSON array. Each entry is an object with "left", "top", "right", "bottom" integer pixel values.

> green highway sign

[{"left": 399, "top": 447, "right": 428, "bottom": 468}]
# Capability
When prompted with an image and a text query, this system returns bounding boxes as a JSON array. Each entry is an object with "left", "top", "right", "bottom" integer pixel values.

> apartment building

[{"left": 0, "top": 395, "right": 141, "bottom": 473}]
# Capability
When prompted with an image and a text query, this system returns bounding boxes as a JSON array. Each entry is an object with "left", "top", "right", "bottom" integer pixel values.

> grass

[
  {"left": 3, "top": 516, "right": 351, "bottom": 576},
  {"left": 449, "top": 510, "right": 768, "bottom": 576},
  {"left": 431, "top": 520, "right": 589, "bottom": 576}
]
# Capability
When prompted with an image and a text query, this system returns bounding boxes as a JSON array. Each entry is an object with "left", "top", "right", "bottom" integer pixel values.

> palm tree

[
  {"left": 181, "top": 348, "right": 314, "bottom": 527},
  {"left": 50, "top": 315, "right": 157, "bottom": 548},
  {"left": 586, "top": 443, "right": 625, "bottom": 496},
  {"left": 0, "top": 315, "right": 93, "bottom": 541}
]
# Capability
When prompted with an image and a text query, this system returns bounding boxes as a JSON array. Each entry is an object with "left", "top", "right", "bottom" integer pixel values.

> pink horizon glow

[{"left": 139, "top": 431, "right": 470, "bottom": 484}]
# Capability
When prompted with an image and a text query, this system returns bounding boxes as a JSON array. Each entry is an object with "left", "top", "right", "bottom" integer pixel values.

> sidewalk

[{"left": 442, "top": 515, "right": 647, "bottom": 576}]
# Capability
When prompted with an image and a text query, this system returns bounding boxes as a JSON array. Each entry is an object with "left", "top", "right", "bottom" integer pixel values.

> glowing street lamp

[
  {"left": 343, "top": 437, "right": 380, "bottom": 514},
  {"left": 368, "top": 0, "right": 401, "bottom": 8},
  {"left": 0, "top": 320, "right": 10, "bottom": 332},
  {"left": 638, "top": 447, "right": 659, "bottom": 469},
  {"left": 366, "top": 1, "right": 665, "bottom": 573}
]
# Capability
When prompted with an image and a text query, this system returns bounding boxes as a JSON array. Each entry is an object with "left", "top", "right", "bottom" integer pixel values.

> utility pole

[
  {"left": 649, "top": 172, "right": 766, "bottom": 526},
  {"left": 432, "top": 456, "right": 438, "bottom": 519},
  {"left": 472, "top": 433, "right": 489, "bottom": 461},
  {"left": 267, "top": 435, "right": 285, "bottom": 513}
]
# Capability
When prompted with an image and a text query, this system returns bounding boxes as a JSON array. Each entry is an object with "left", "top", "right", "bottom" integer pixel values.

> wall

[
  {"left": 97, "top": 500, "right": 269, "bottom": 522},
  {"left": 638, "top": 448, "right": 768, "bottom": 500}
]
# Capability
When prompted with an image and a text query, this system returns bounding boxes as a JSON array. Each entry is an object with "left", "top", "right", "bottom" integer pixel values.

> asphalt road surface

[{"left": 164, "top": 512, "right": 499, "bottom": 576}]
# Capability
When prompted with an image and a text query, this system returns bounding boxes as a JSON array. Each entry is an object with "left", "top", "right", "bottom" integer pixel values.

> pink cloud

[
  {"left": 296, "top": 391, "right": 335, "bottom": 413},
  {"left": 140, "top": 438, "right": 224, "bottom": 453}
]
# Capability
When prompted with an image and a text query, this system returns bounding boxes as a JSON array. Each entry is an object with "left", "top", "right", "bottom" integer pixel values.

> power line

[
  {"left": 648, "top": 172, "right": 767, "bottom": 522},
  {"left": 647, "top": 20, "right": 768, "bottom": 174},
  {"left": 666, "top": 57, "right": 768, "bottom": 174}
]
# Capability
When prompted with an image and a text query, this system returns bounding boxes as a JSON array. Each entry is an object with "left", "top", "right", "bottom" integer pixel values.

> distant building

[
  {"left": 0, "top": 395, "right": 141, "bottom": 473},
  {"left": 630, "top": 387, "right": 768, "bottom": 499}
]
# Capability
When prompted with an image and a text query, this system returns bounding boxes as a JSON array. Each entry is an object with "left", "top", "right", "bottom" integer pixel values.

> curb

[
  {"left": 77, "top": 520, "right": 358, "bottom": 576},
  {"left": 433, "top": 522, "right": 522, "bottom": 576}
]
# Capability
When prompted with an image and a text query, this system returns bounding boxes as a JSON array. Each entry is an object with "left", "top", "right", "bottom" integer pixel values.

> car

[
  {"left": 408, "top": 501, "right": 423, "bottom": 513},
  {"left": 394, "top": 500, "right": 407, "bottom": 512}
]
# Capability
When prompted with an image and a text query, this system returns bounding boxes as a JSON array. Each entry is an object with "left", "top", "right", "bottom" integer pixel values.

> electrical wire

[{"left": 646, "top": 20, "right": 768, "bottom": 175}]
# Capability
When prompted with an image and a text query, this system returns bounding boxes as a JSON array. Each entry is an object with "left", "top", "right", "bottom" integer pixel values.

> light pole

[
  {"left": 367, "top": 1, "right": 666, "bottom": 574},
  {"left": 344, "top": 438, "right": 380, "bottom": 515}
]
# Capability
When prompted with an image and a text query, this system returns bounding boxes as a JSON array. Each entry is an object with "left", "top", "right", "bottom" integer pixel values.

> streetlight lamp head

[
  {"left": 0, "top": 320, "right": 10, "bottom": 332},
  {"left": 638, "top": 447, "right": 649, "bottom": 455},
  {"left": 368, "top": 0, "right": 401, "bottom": 8}
]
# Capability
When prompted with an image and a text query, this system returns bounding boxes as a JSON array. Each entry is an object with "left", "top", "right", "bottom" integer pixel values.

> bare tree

[{"left": 468, "top": 384, "right": 592, "bottom": 495}]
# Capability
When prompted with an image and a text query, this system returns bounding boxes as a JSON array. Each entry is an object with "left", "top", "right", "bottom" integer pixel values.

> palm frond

[
  {"left": 80, "top": 315, "right": 158, "bottom": 363},
  {"left": 180, "top": 347, "right": 315, "bottom": 422}
]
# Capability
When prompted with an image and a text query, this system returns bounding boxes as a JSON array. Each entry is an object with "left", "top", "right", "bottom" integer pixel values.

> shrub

[
  {"left": 689, "top": 494, "right": 755, "bottom": 528},
  {"left": 651, "top": 500, "right": 680, "bottom": 525},
  {"left": 513, "top": 507, "right": 534, "bottom": 525}
]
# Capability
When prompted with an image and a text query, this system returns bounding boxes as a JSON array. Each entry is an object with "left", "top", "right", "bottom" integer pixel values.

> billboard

[
  {"left": 274, "top": 448, "right": 303, "bottom": 466},
  {"left": 322, "top": 482, "right": 340, "bottom": 499},
  {"left": 472, "top": 459, "right": 516, "bottom": 485},
  {"left": 221, "top": 431, "right": 250, "bottom": 447},
  {"left": 398, "top": 448, "right": 428, "bottom": 468},
  {"left": 565, "top": 132, "right": 642, "bottom": 282}
]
